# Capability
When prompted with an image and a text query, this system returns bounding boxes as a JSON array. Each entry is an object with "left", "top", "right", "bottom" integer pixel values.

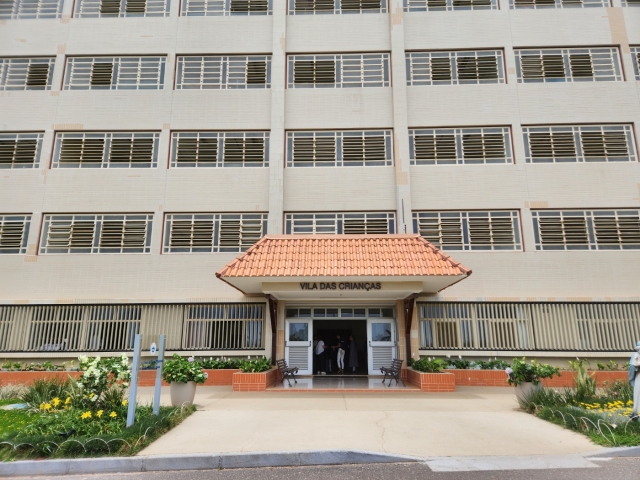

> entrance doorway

[{"left": 284, "top": 306, "right": 397, "bottom": 376}]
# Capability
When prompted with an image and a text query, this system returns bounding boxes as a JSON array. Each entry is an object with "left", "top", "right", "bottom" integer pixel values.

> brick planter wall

[
  {"left": 137, "top": 369, "right": 240, "bottom": 387},
  {"left": 232, "top": 368, "right": 279, "bottom": 392},
  {"left": 449, "top": 369, "right": 510, "bottom": 387},
  {"left": 0, "top": 371, "right": 81, "bottom": 385},
  {"left": 541, "top": 371, "right": 628, "bottom": 388},
  {"left": 406, "top": 368, "right": 456, "bottom": 392}
]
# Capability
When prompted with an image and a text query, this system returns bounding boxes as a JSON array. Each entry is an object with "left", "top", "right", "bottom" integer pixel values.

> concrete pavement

[{"left": 137, "top": 386, "right": 604, "bottom": 458}]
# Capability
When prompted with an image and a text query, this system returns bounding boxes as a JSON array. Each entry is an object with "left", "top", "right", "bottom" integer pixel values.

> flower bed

[
  {"left": 232, "top": 368, "right": 279, "bottom": 392},
  {"left": 541, "top": 370, "right": 628, "bottom": 388},
  {"left": 0, "top": 371, "right": 81, "bottom": 385},
  {"left": 449, "top": 369, "right": 509, "bottom": 387},
  {"left": 405, "top": 368, "right": 455, "bottom": 392}
]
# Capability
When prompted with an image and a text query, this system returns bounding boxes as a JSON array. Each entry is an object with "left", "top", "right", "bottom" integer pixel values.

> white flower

[
  {"left": 458, "top": 355, "right": 462, "bottom": 359},
  {"left": 204, "top": 372, "right": 209, "bottom": 379},
  {"left": 188, "top": 357, "right": 194, "bottom": 363},
  {"left": 248, "top": 355, "right": 251, "bottom": 359},
  {"left": 611, "top": 424, "right": 617, "bottom": 429},
  {"left": 505, "top": 367, "right": 513, "bottom": 375},
  {"left": 446, "top": 354, "right": 451, "bottom": 358}
]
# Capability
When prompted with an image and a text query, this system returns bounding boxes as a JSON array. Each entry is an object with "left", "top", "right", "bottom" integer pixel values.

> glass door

[
  {"left": 285, "top": 319, "right": 313, "bottom": 375},
  {"left": 367, "top": 318, "right": 396, "bottom": 375}
]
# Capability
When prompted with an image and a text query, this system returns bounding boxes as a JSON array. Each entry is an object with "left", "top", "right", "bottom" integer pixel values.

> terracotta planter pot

[
  {"left": 169, "top": 381, "right": 197, "bottom": 406},
  {"left": 514, "top": 381, "right": 541, "bottom": 403},
  {"left": 405, "top": 368, "right": 456, "bottom": 392}
]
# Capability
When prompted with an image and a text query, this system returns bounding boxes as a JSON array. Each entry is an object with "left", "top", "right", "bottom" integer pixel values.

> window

[
  {"left": 515, "top": 48, "right": 621, "bottom": 83},
  {"left": 0, "top": 58, "right": 55, "bottom": 91},
  {"left": 622, "top": 0, "right": 640, "bottom": 5},
  {"left": 0, "top": 0, "right": 63, "bottom": 18},
  {"left": 511, "top": 0, "right": 609, "bottom": 8},
  {"left": 164, "top": 213, "right": 267, "bottom": 253},
  {"left": 27, "top": 306, "right": 84, "bottom": 351},
  {"left": 86, "top": 306, "right": 141, "bottom": 351},
  {"left": 404, "top": 0, "right": 496, "bottom": 11},
  {"left": 406, "top": 50, "right": 504, "bottom": 86},
  {"left": 285, "top": 212, "right": 396, "bottom": 234},
  {"left": 289, "top": 0, "right": 387, "bottom": 13},
  {"left": 0, "top": 132, "right": 43, "bottom": 168},
  {"left": 288, "top": 54, "right": 389, "bottom": 88},
  {"left": 0, "top": 215, "right": 31, "bottom": 254},
  {"left": 64, "top": 57, "right": 166, "bottom": 90},
  {"left": 53, "top": 132, "right": 159, "bottom": 168},
  {"left": 286, "top": 130, "right": 392, "bottom": 167},
  {"left": 74, "top": 0, "right": 170, "bottom": 16},
  {"left": 171, "top": 132, "right": 269, "bottom": 167},
  {"left": 632, "top": 48, "right": 640, "bottom": 80},
  {"left": 183, "top": 304, "right": 264, "bottom": 350},
  {"left": 532, "top": 210, "right": 640, "bottom": 250},
  {"left": 181, "top": 0, "right": 271, "bottom": 15},
  {"left": 175, "top": 56, "right": 271, "bottom": 89},
  {"left": 40, "top": 214, "right": 153, "bottom": 254},
  {"left": 413, "top": 211, "right": 521, "bottom": 251},
  {"left": 523, "top": 125, "right": 636, "bottom": 163},
  {"left": 409, "top": 127, "right": 512, "bottom": 165}
]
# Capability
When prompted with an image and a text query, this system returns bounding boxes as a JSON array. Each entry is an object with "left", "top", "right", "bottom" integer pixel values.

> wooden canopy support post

[
  {"left": 403, "top": 294, "right": 419, "bottom": 365},
  {"left": 266, "top": 295, "right": 278, "bottom": 365}
]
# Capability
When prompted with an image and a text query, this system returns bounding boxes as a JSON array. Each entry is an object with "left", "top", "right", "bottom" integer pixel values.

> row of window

[
  {"left": 2, "top": 209, "right": 639, "bottom": 255},
  {"left": 2, "top": 0, "right": 639, "bottom": 20},
  {"left": 2, "top": 49, "right": 639, "bottom": 92},
  {"left": 1, "top": 125, "right": 636, "bottom": 169}
]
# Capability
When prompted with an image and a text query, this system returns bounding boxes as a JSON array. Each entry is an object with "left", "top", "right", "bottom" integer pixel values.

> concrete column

[
  {"left": 267, "top": 1, "right": 287, "bottom": 234},
  {"left": 388, "top": 1, "right": 413, "bottom": 234}
]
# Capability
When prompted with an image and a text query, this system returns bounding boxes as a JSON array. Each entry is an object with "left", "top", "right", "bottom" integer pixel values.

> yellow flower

[
  {"left": 122, "top": 400, "right": 128, "bottom": 406},
  {"left": 65, "top": 397, "right": 72, "bottom": 405},
  {"left": 110, "top": 411, "right": 117, "bottom": 418},
  {"left": 96, "top": 410, "right": 103, "bottom": 418},
  {"left": 39, "top": 403, "right": 46, "bottom": 411},
  {"left": 44, "top": 403, "right": 52, "bottom": 411},
  {"left": 81, "top": 411, "right": 92, "bottom": 419},
  {"left": 52, "top": 397, "right": 61, "bottom": 407}
]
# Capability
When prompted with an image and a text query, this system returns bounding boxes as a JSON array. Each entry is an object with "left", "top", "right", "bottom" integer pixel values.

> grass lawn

[{"left": 0, "top": 399, "right": 31, "bottom": 438}]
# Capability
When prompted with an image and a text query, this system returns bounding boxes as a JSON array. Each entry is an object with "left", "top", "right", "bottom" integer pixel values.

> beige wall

[{"left": 0, "top": 3, "right": 639, "bottom": 305}]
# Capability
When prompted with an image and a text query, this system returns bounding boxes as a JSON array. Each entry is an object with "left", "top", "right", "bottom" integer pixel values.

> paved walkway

[{"left": 137, "top": 386, "right": 603, "bottom": 458}]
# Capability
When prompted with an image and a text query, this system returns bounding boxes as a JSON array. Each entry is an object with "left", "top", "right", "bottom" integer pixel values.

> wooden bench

[
  {"left": 276, "top": 359, "right": 299, "bottom": 387},
  {"left": 380, "top": 359, "right": 405, "bottom": 387}
]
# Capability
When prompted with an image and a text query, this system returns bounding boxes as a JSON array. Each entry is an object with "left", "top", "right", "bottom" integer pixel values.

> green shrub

[
  {"left": 506, "top": 357, "right": 560, "bottom": 386},
  {"left": 473, "top": 359, "right": 511, "bottom": 370},
  {"left": 447, "top": 357, "right": 472, "bottom": 369},
  {"left": 162, "top": 354, "right": 207, "bottom": 384},
  {"left": 567, "top": 358, "right": 596, "bottom": 402},
  {"left": 20, "top": 378, "right": 73, "bottom": 411},
  {"left": 239, "top": 357, "right": 272, "bottom": 373},
  {"left": 199, "top": 357, "right": 243, "bottom": 369},
  {"left": 411, "top": 357, "right": 447, "bottom": 373}
]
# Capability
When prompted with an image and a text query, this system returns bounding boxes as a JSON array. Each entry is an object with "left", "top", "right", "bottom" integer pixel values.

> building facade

[{"left": 1, "top": 0, "right": 639, "bottom": 368}]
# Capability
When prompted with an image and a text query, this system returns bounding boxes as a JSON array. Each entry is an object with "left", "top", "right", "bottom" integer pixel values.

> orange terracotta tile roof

[{"left": 216, "top": 235, "right": 471, "bottom": 278}]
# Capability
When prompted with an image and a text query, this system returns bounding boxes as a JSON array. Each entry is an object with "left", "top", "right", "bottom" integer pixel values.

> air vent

[{"left": 25, "top": 64, "right": 50, "bottom": 88}]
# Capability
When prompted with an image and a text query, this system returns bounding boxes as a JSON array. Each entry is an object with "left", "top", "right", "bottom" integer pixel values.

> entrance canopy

[{"left": 216, "top": 235, "right": 471, "bottom": 300}]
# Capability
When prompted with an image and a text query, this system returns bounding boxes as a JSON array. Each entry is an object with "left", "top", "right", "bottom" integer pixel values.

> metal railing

[
  {"left": 0, "top": 303, "right": 265, "bottom": 353},
  {"left": 419, "top": 302, "right": 640, "bottom": 352}
]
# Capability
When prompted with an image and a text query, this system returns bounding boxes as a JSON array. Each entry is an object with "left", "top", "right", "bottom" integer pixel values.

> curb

[
  {"left": 0, "top": 450, "right": 420, "bottom": 477},
  {"left": 588, "top": 446, "right": 640, "bottom": 458}
]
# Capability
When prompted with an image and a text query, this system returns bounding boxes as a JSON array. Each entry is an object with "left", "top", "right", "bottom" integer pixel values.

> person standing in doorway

[
  {"left": 332, "top": 334, "right": 347, "bottom": 374},
  {"left": 348, "top": 335, "right": 359, "bottom": 373},
  {"left": 314, "top": 335, "right": 326, "bottom": 375}
]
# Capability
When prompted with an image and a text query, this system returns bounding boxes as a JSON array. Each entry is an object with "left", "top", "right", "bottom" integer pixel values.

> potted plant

[
  {"left": 506, "top": 357, "right": 560, "bottom": 402},
  {"left": 162, "top": 354, "right": 207, "bottom": 407}
]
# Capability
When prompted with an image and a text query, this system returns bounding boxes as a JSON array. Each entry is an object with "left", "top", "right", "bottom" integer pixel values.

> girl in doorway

[{"left": 349, "top": 335, "right": 359, "bottom": 373}]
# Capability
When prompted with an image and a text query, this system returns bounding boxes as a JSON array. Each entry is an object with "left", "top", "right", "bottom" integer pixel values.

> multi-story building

[{"left": 1, "top": 0, "right": 639, "bottom": 374}]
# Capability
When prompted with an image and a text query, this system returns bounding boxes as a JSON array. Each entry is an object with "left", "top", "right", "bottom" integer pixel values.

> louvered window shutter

[
  {"left": 223, "top": 137, "right": 265, "bottom": 165},
  {"left": 569, "top": 54, "right": 593, "bottom": 78},
  {"left": 0, "top": 138, "right": 38, "bottom": 167},
  {"left": 294, "top": 60, "right": 335, "bottom": 85},
  {"left": 462, "top": 133, "right": 505, "bottom": 161},
  {"left": 59, "top": 138, "right": 105, "bottom": 166},
  {"left": 468, "top": 217, "right": 515, "bottom": 248},
  {"left": 219, "top": 220, "right": 241, "bottom": 248},
  {"left": 100, "top": 0, "right": 120, "bottom": 13},
  {"left": 48, "top": 221, "right": 95, "bottom": 250},
  {"left": 529, "top": 132, "right": 576, "bottom": 160},
  {"left": 295, "top": 0, "right": 334, "bottom": 10},
  {"left": 430, "top": 57, "right": 452, "bottom": 81},
  {"left": 109, "top": 138, "right": 154, "bottom": 165},
  {"left": 100, "top": 220, "right": 147, "bottom": 251},
  {"left": 26, "top": 64, "right": 50, "bottom": 89},
  {"left": 414, "top": 134, "right": 456, "bottom": 162},
  {"left": 125, "top": 0, "right": 147, "bottom": 12},
  {"left": 90, "top": 62, "right": 114, "bottom": 86},
  {"left": 230, "top": 0, "right": 268, "bottom": 12},
  {"left": 457, "top": 56, "right": 498, "bottom": 81},
  {"left": 0, "top": 219, "right": 27, "bottom": 253},
  {"left": 342, "top": 135, "right": 385, "bottom": 164},
  {"left": 341, "top": 0, "right": 382, "bottom": 9},
  {"left": 246, "top": 61, "right": 266, "bottom": 85},
  {"left": 521, "top": 54, "right": 565, "bottom": 80},
  {"left": 176, "top": 137, "right": 218, "bottom": 166},
  {"left": 593, "top": 215, "right": 640, "bottom": 246},
  {"left": 292, "top": 136, "right": 336, "bottom": 165},
  {"left": 538, "top": 216, "right": 589, "bottom": 246},
  {"left": 580, "top": 131, "right": 628, "bottom": 160}
]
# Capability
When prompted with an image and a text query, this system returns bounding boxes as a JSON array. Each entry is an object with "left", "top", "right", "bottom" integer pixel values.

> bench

[
  {"left": 276, "top": 359, "right": 299, "bottom": 387},
  {"left": 380, "top": 359, "right": 405, "bottom": 387}
]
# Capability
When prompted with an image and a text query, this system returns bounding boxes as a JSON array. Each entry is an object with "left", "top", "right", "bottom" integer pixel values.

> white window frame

[
  {"left": 286, "top": 130, "right": 392, "bottom": 167},
  {"left": 171, "top": 131, "right": 270, "bottom": 168},
  {"left": 532, "top": 210, "right": 640, "bottom": 251},
  {"left": 413, "top": 211, "right": 522, "bottom": 251},
  {"left": 64, "top": 57, "right": 166, "bottom": 90},
  {"left": 511, "top": 0, "right": 609, "bottom": 8},
  {"left": 409, "top": 127, "right": 512, "bottom": 165},
  {"left": 40, "top": 214, "right": 154, "bottom": 254},
  {"left": 181, "top": 0, "right": 272, "bottom": 16},
  {"left": 523, "top": 125, "right": 636, "bottom": 163},
  {"left": 0, "top": 0, "right": 63, "bottom": 19},
  {"left": 164, "top": 213, "right": 268, "bottom": 253},
  {"left": 285, "top": 212, "right": 396, "bottom": 234},
  {"left": 621, "top": 0, "right": 640, "bottom": 5},
  {"left": 287, "top": 54, "right": 390, "bottom": 88},
  {"left": 406, "top": 50, "right": 505, "bottom": 86},
  {"left": 404, "top": 0, "right": 496, "bottom": 11},
  {"left": 288, "top": 0, "right": 388, "bottom": 14},
  {"left": 74, "top": 0, "right": 171, "bottom": 17},
  {"left": 632, "top": 47, "right": 640, "bottom": 80},
  {"left": 515, "top": 48, "right": 621, "bottom": 83},
  {"left": 53, "top": 132, "right": 160, "bottom": 169},
  {"left": 0, "top": 215, "right": 31, "bottom": 254},
  {"left": 0, "top": 58, "right": 55, "bottom": 91},
  {"left": 0, "top": 132, "right": 43, "bottom": 169},
  {"left": 175, "top": 56, "right": 271, "bottom": 90}
]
